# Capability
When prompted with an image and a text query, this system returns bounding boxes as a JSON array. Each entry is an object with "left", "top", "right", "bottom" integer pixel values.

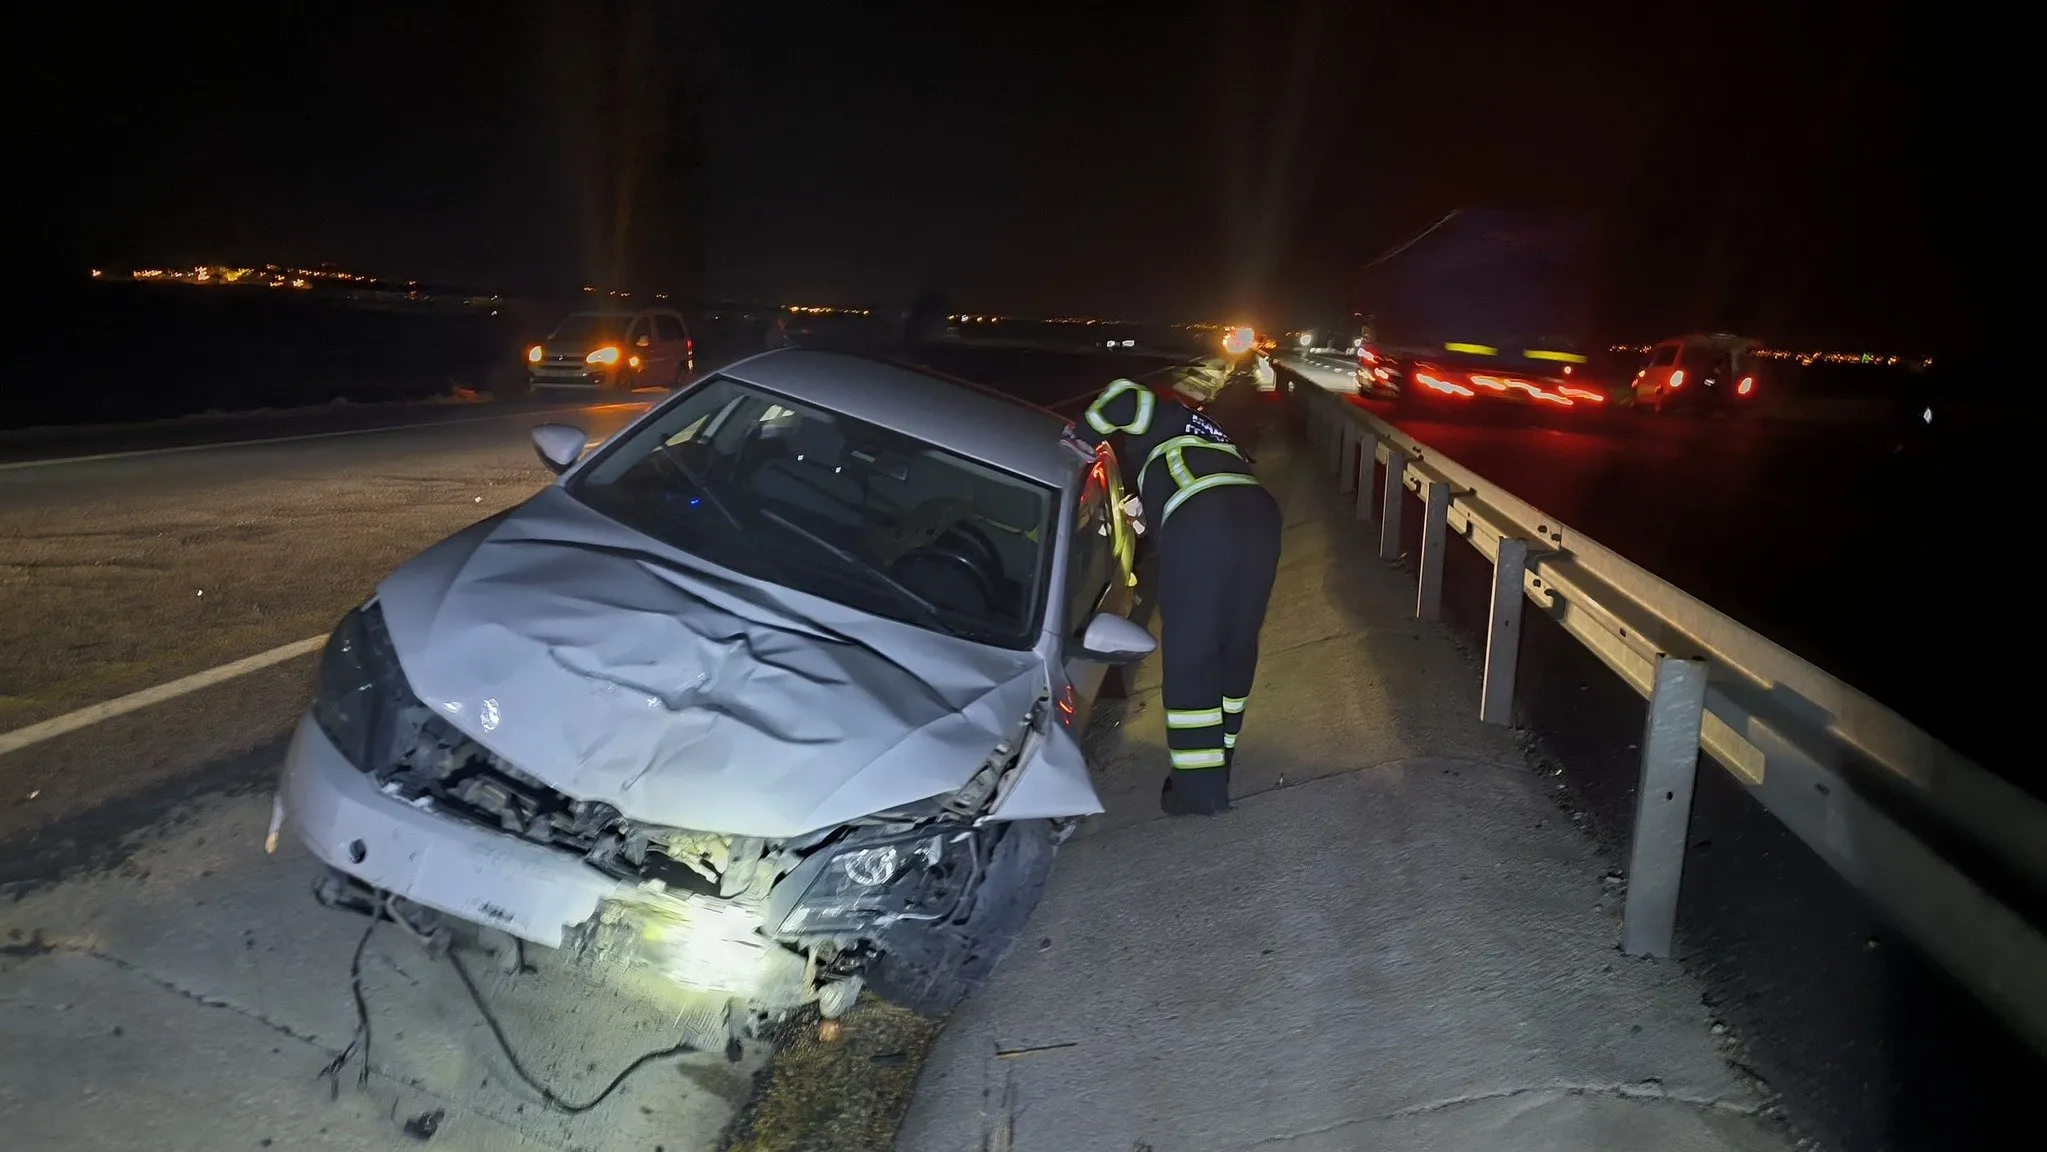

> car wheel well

[{"left": 864, "top": 817, "right": 1060, "bottom": 1017}]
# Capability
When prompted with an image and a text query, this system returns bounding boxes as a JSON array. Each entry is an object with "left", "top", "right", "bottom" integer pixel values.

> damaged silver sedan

[{"left": 275, "top": 349, "right": 1151, "bottom": 1029}]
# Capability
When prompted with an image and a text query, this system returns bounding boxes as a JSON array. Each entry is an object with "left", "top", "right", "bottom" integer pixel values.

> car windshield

[
  {"left": 568, "top": 375, "right": 1056, "bottom": 649},
  {"left": 551, "top": 312, "right": 631, "bottom": 342}
]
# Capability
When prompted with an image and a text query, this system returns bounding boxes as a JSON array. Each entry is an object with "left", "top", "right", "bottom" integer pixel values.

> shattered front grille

[{"left": 368, "top": 701, "right": 774, "bottom": 899}]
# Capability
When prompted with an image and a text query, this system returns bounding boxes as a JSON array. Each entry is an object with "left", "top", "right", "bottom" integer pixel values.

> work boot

[{"left": 1160, "top": 767, "right": 1230, "bottom": 816}]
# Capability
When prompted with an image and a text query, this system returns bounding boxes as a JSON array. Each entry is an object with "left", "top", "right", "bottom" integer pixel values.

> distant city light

[
  {"left": 102, "top": 263, "right": 378, "bottom": 291},
  {"left": 94, "top": 264, "right": 501, "bottom": 310}
]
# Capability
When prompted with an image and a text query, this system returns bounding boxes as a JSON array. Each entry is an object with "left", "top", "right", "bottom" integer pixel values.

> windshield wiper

[
  {"left": 648, "top": 444, "right": 744, "bottom": 532},
  {"left": 755, "top": 508, "right": 958, "bottom": 637}
]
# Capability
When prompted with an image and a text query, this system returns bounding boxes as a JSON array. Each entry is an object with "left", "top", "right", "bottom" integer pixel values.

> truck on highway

[{"left": 1351, "top": 208, "right": 1609, "bottom": 412}]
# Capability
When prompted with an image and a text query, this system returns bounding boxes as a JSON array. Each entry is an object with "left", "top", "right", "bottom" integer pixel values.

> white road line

[
  {"left": 0, "top": 400, "right": 653, "bottom": 472},
  {"left": 0, "top": 634, "right": 327, "bottom": 757}
]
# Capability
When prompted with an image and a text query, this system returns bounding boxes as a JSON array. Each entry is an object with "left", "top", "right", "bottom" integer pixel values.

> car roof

[{"left": 718, "top": 350, "right": 1082, "bottom": 486}]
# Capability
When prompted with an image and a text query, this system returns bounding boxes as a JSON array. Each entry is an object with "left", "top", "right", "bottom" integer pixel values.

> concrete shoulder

[{"left": 897, "top": 424, "right": 1797, "bottom": 1152}]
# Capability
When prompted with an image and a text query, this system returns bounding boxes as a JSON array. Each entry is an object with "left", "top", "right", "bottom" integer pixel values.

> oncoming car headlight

[
  {"left": 772, "top": 828, "right": 976, "bottom": 937},
  {"left": 309, "top": 604, "right": 405, "bottom": 772}
]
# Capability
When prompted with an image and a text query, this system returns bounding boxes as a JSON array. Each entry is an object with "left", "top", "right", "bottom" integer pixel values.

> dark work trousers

[{"left": 1155, "top": 481, "right": 1283, "bottom": 814}]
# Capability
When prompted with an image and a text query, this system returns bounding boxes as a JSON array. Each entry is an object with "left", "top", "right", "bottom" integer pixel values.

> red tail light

[
  {"left": 1669, "top": 370, "right": 1685, "bottom": 390},
  {"left": 1737, "top": 376, "right": 1754, "bottom": 396},
  {"left": 1415, "top": 370, "right": 1474, "bottom": 397}
]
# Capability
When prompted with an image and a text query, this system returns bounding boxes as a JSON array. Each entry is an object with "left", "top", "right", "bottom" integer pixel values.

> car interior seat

[{"left": 748, "top": 418, "right": 865, "bottom": 530}]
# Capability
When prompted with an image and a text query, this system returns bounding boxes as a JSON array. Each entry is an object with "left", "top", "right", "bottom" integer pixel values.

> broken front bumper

[
  {"left": 281, "top": 713, "right": 624, "bottom": 946},
  {"left": 276, "top": 714, "right": 805, "bottom": 1004}
]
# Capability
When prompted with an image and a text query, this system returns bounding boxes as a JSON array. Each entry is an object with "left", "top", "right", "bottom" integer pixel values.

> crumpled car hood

[{"left": 375, "top": 487, "right": 1047, "bottom": 839}]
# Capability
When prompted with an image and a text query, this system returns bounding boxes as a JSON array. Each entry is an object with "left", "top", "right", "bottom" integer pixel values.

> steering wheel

[
  {"left": 936, "top": 520, "right": 1002, "bottom": 573},
  {"left": 891, "top": 541, "right": 996, "bottom": 615}
]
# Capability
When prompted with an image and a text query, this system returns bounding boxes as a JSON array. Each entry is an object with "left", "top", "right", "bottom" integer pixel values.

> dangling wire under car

[{"left": 318, "top": 885, "right": 705, "bottom": 1115}]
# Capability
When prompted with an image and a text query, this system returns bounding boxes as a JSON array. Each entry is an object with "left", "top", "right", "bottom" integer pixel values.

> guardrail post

[
  {"left": 1337, "top": 426, "right": 1358, "bottom": 494},
  {"left": 1480, "top": 538, "right": 1526, "bottom": 724},
  {"left": 1621, "top": 655, "right": 1710, "bottom": 958},
  {"left": 1378, "top": 452, "right": 1405, "bottom": 561},
  {"left": 1416, "top": 481, "right": 1451, "bottom": 620},
  {"left": 1354, "top": 437, "right": 1379, "bottom": 521}
]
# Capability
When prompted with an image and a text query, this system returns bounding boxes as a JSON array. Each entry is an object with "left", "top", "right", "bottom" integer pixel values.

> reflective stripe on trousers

[
  {"left": 1165, "top": 707, "right": 1226, "bottom": 770},
  {"left": 1155, "top": 483, "right": 1281, "bottom": 778}
]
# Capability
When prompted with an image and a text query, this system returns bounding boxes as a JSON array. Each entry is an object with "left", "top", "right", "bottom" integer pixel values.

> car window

[
  {"left": 1648, "top": 344, "right": 1678, "bottom": 367},
  {"left": 654, "top": 314, "right": 687, "bottom": 342},
  {"left": 1065, "top": 471, "right": 1115, "bottom": 634},
  {"left": 628, "top": 316, "right": 652, "bottom": 344},
  {"left": 549, "top": 313, "right": 630, "bottom": 341},
  {"left": 571, "top": 375, "right": 1054, "bottom": 649},
  {"left": 1684, "top": 346, "right": 1731, "bottom": 372}
]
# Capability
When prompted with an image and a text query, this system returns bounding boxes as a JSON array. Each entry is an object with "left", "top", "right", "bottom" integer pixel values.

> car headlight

[
  {"left": 309, "top": 604, "right": 404, "bottom": 772},
  {"left": 773, "top": 828, "right": 970, "bottom": 936},
  {"left": 587, "top": 346, "right": 621, "bottom": 366},
  {"left": 526, "top": 345, "right": 543, "bottom": 364}
]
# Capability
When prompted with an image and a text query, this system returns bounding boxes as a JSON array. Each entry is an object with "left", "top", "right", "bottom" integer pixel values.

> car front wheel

[{"left": 865, "top": 817, "right": 1061, "bottom": 1016}]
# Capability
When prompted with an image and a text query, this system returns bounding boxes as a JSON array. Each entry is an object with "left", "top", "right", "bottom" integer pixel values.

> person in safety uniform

[{"left": 1067, "top": 377, "right": 1282, "bottom": 815}]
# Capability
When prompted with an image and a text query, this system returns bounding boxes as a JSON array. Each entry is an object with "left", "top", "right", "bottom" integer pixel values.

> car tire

[{"left": 865, "top": 818, "right": 1059, "bottom": 1017}]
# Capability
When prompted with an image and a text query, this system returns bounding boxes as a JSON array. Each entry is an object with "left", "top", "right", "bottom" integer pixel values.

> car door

[{"left": 1061, "top": 448, "right": 1139, "bottom": 722}]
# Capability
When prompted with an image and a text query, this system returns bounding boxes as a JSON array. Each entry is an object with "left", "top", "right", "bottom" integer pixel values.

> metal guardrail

[{"left": 1276, "top": 353, "right": 2047, "bottom": 1054}]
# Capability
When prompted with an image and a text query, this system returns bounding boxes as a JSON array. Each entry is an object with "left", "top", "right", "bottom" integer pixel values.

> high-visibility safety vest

[{"left": 1078, "top": 378, "right": 1261, "bottom": 530}]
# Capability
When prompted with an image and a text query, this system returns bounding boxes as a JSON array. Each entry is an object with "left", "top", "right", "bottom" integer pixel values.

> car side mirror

[
  {"left": 635, "top": 334, "right": 652, "bottom": 348},
  {"left": 1078, "top": 612, "right": 1155, "bottom": 664},
  {"left": 531, "top": 423, "right": 589, "bottom": 474}
]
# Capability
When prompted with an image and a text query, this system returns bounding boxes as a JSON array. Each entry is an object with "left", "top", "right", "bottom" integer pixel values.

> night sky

[{"left": 47, "top": 1, "right": 2015, "bottom": 354}]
